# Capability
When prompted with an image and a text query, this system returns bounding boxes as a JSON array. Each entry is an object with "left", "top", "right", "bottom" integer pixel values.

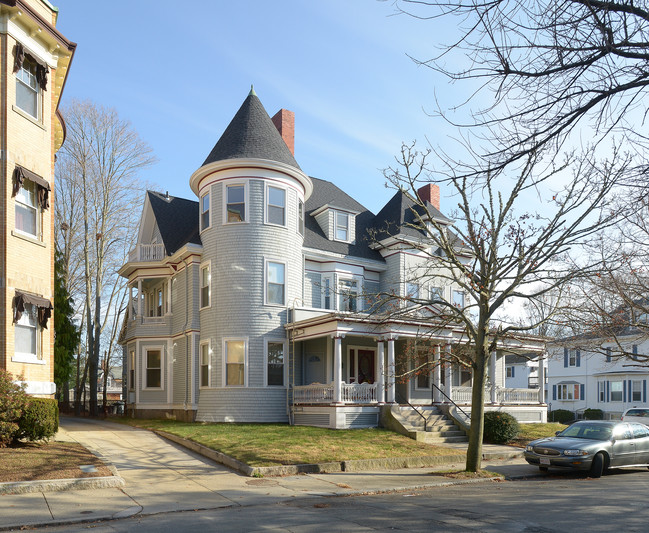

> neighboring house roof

[
  {"left": 202, "top": 90, "right": 301, "bottom": 170},
  {"left": 305, "top": 177, "right": 384, "bottom": 262},
  {"left": 148, "top": 191, "right": 201, "bottom": 255},
  {"left": 505, "top": 354, "right": 540, "bottom": 365}
]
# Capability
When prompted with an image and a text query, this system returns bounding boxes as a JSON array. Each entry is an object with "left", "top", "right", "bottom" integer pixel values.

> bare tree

[
  {"left": 395, "top": 0, "right": 649, "bottom": 185},
  {"left": 55, "top": 100, "right": 155, "bottom": 416},
  {"left": 376, "top": 141, "right": 624, "bottom": 471}
]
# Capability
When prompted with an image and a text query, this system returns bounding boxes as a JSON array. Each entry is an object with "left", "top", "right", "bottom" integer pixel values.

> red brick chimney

[
  {"left": 271, "top": 109, "right": 295, "bottom": 155},
  {"left": 417, "top": 184, "right": 440, "bottom": 210}
]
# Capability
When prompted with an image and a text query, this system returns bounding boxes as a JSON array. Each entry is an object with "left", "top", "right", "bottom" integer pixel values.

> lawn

[
  {"left": 116, "top": 418, "right": 464, "bottom": 467},
  {"left": 509, "top": 422, "right": 566, "bottom": 448},
  {"left": 0, "top": 442, "right": 113, "bottom": 483}
]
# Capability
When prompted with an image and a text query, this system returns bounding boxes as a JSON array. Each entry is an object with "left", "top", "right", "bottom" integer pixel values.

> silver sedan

[{"left": 524, "top": 420, "right": 649, "bottom": 477}]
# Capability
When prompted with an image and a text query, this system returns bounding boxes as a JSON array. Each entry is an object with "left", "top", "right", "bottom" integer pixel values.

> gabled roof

[
  {"left": 304, "top": 177, "right": 383, "bottom": 262},
  {"left": 373, "top": 190, "right": 452, "bottom": 241},
  {"left": 147, "top": 191, "right": 201, "bottom": 255},
  {"left": 202, "top": 91, "right": 301, "bottom": 170}
]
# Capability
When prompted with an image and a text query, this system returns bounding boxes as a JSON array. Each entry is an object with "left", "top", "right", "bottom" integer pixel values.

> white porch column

[
  {"left": 538, "top": 354, "right": 546, "bottom": 404},
  {"left": 129, "top": 284, "right": 134, "bottom": 317},
  {"left": 490, "top": 350, "right": 497, "bottom": 404},
  {"left": 137, "top": 279, "right": 143, "bottom": 318},
  {"left": 333, "top": 336, "right": 342, "bottom": 403},
  {"left": 444, "top": 344, "right": 453, "bottom": 402},
  {"left": 433, "top": 344, "right": 442, "bottom": 403},
  {"left": 166, "top": 279, "right": 172, "bottom": 315},
  {"left": 376, "top": 340, "right": 385, "bottom": 404},
  {"left": 387, "top": 338, "right": 396, "bottom": 403}
]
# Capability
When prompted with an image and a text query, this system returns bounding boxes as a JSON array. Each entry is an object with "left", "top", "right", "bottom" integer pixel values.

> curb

[
  {"left": 0, "top": 473, "right": 125, "bottom": 495},
  {"left": 153, "top": 430, "right": 522, "bottom": 477}
]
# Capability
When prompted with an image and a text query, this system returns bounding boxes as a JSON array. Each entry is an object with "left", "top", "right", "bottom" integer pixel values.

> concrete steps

[{"left": 391, "top": 405, "right": 469, "bottom": 445}]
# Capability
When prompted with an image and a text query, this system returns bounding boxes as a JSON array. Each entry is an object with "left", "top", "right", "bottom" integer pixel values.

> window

[
  {"left": 129, "top": 350, "right": 135, "bottom": 390},
  {"left": 157, "top": 289, "right": 163, "bottom": 317},
  {"left": 200, "top": 192, "right": 210, "bottom": 231},
  {"left": 16, "top": 55, "right": 39, "bottom": 119},
  {"left": 15, "top": 303, "right": 38, "bottom": 358},
  {"left": 415, "top": 352, "right": 432, "bottom": 390},
  {"left": 298, "top": 200, "right": 305, "bottom": 236},
  {"left": 452, "top": 290, "right": 465, "bottom": 309},
  {"left": 407, "top": 283, "right": 420, "bottom": 300},
  {"left": 606, "top": 347, "right": 612, "bottom": 363},
  {"left": 200, "top": 342, "right": 210, "bottom": 388},
  {"left": 266, "top": 261, "right": 285, "bottom": 305},
  {"left": 632, "top": 345, "right": 639, "bottom": 361},
  {"left": 568, "top": 349, "right": 579, "bottom": 367},
  {"left": 430, "top": 286, "right": 443, "bottom": 301},
  {"left": 266, "top": 341, "right": 285, "bottom": 386},
  {"left": 506, "top": 366, "right": 514, "bottom": 378},
  {"left": 225, "top": 340, "right": 245, "bottom": 386},
  {"left": 200, "top": 263, "right": 210, "bottom": 308},
  {"left": 145, "top": 349, "right": 162, "bottom": 388},
  {"left": 632, "top": 380, "right": 643, "bottom": 402},
  {"left": 226, "top": 184, "right": 245, "bottom": 222},
  {"left": 15, "top": 179, "right": 38, "bottom": 237},
  {"left": 558, "top": 383, "right": 580, "bottom": 400},
  {"left": 335, "top": 211, "right": 349, "bottom": 241},
  {"left": 339, "top": 279, "right": 359, "bottom": 312},
  {"left": 611, "top": 381, "right": 623, "bottom": 402},
  {"left": 598, "top": 382, "right": 605, "bottom": 402},
  {"left": 323, "top": 276, "right": 332, "bottom": 310},
  {"left": 266, "top": 185, "right": 286, "bottom": 226}
]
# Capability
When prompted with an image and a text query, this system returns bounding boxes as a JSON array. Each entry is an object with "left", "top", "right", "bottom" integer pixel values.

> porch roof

[{"left": 285, "top": 308, "right": 546, "bottom": 352}]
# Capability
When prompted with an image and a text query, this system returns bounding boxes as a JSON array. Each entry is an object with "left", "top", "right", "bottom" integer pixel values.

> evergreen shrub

[{"left": 483, "top": 411, "right": 520, "bottom": 444}]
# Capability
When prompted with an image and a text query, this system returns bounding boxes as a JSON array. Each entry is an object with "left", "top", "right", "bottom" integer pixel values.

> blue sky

[{"left": 52, "top": 0, "right": 462, "bottom": 214}]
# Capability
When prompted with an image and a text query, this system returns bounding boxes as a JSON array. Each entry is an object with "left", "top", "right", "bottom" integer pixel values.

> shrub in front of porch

[
  {"left": 583, "top": 408, "right": 603, "bottom": 420},
  {"left": 483, "top": 412, "right": 520, "bottom": 444},
  {"left": 548, "top": 409, "right": 574, "bottom": 424}
]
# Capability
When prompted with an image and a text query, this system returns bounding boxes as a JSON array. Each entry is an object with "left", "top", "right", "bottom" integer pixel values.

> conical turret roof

[{"left": 202, "top": 90, "right": 301, "bottom": 170}]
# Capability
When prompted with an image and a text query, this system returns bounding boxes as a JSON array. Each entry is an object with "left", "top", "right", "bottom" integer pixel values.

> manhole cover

[{"left": 245, "top": 479, "right": 279, "bottom": 486}]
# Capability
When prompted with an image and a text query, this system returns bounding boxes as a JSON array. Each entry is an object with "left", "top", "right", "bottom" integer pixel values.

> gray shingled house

[{"left": 118, "top": 90, "right": 547, "bottom": 431}]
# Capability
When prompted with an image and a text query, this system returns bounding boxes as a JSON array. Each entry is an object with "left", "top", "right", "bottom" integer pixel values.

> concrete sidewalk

[{"left": 0, "top": 417, "right": 536, "bottom": 531}]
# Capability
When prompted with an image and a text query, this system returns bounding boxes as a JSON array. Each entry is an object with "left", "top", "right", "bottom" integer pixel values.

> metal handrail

[
  {"left": 396, "top": 391, "right": 428, "bottom": 431},
  {"left": 432, "top": 383, "right": 471, "bottom": 419}
]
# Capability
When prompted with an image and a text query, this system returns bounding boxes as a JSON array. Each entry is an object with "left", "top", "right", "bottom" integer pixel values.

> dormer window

[{"left": 335, "top": 211, "right": 349, "bottom": 241}]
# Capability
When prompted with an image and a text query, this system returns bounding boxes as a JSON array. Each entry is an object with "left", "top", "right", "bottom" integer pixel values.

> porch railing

[
  {"left": 129, "top": 243, "right": 166, "bottom": 263},
  {"left": 293, "top": 383, "right": 377, "bottom": 404},
  {"left": 452, "top": 386, "right": 540, "bottom": 405},
  {"left": 341, "top": 382, "right": 377, "bottom": 403},
  {"left": 293, "top": 383, "right": 334, "bottom": 404}
]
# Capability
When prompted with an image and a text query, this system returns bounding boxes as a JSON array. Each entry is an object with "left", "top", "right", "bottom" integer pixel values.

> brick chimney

[
  {"left": 417, "top": 184, "right": 440, "bottom": 210},
  {"left": 271, "top": 109, "right": 295, "bottom": 155}
]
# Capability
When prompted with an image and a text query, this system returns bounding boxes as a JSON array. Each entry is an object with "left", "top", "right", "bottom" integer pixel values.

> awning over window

[
  {"left": 13, "top": 43, "right": 48, "bottom": 90},
  {"left": 13, "top": 290, "right": 53, "bottom": 329},
  {"left": 12, "top": 165, "right": 50, "bottom": 209}
]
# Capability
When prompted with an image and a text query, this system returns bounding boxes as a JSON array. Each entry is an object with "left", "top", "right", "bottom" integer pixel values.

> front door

[{"left": 357, "top": 349, "right": 375, "bottom": 384}]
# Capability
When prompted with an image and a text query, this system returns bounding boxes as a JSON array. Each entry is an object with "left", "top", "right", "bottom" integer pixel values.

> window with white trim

[
  {"left": 430, "top": 286, "right": 443, "bottom": 301},
  {"left": 407, "top": 283, "right": 420, "bottom": 300},
  {"left": 598, "top": 381, "right": 605, "bottom": 402},
  {"left": 15, "top": 179, "right": 38, "bottom": 237},
  {"left": 226, "top": 184, "right": 246, "bottom": 223},
  {"left": 611, "top": 380, "right": 623, "bottom": 402},
  {"left": 568, "top": 349, "right": 577, "bottom": 367},
  {"left": 200, "top": 263, "right": 210, "bottom": 308},
  {"left": 323, "top": 275, "right": 333, "bottom": 310},
  {"left": 298, "top": 200, "right": 305, "bottom": 236},
  {"left": 266, "top": 185, "right": 286, "bottom": 226},
  {"left": 632, "top": 380, "right": 643, "bottom": 402},
  {"left": 225, "top": 339, "right": 246, "bottom": 386},
  {"left": 16, "top": 55, "right": 39, "bottom": 119},
  {"left": 145, "top": 349, "right": 162, "bottom": 388},
  {"left": 15, "top": 303, "right": 38, "bottom": 359},
  {"left": 506, "top": 366, "right": 514, "bottom": 378},
  {"left": 335, "top": 211, "right": 349, "bottom": 241},
  {"left": 266, "top": 340, "right": 285, "bottom": 386},
  {"left": 452, "top": 290, "right": 465, "bottom": 309},
  {"left": 339, "top": 278, "right": 359, "bottom": 312},
  {"left": 557, "top": 383, "right": 580, "bottom": 400},
  {"left": 199, "top": 342, "right": 210, "bottom": 388},
  {"left": 129, "top": 350, "right": 135, "bottom": 390},
  {"left": 266, "top": 261, "right": 285, "bottom": 305},
  {"left": 200, "top": 192, "right": 210, "bottom": 231}
]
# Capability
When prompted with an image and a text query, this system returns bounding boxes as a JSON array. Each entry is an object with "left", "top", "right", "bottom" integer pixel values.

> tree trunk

[{"left": 465, "top": 342, "right": 489, "bottom": 472}]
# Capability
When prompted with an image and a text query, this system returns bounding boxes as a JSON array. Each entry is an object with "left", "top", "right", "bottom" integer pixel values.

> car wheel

[
  {"left": 539, "top": 466, "right": 549, "bottom": 472},
  {"left": 590, "top": 453, "right": 605, "bottom": 478}
]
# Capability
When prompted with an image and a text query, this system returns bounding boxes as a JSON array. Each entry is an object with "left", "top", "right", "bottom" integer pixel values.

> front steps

[{"left": 381, "top": 405, "right": 469, "bottom": 444}]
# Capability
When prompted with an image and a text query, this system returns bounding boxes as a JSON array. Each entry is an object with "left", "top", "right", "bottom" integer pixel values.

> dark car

[{"left": 524, "top": 420, "right": 649, "bottom": 477}]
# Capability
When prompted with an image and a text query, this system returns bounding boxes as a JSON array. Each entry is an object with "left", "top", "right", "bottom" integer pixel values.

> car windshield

[{"left": 559, "top": 423, "right": 612, "bottom": 440}]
